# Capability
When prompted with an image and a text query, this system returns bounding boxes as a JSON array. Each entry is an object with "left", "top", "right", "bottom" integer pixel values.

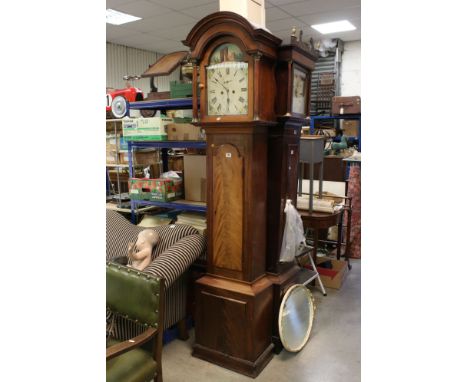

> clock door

[
  {"left": 199, "top": 37, "right": 254, "bottom": 122},
  {"left": 211, "top": 143, "right": 244, "bottom": 277},
  {"left": 286, "top": 143, "right": 299, "bottom": 202},
  {"left": 206, "top": 43, "right": 249, "bottom": 116}
]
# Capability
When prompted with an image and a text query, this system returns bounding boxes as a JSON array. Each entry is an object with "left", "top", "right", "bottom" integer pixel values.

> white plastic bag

[
  {"left": 279, "top": 199, "right": 306, "bottom": 263},
  {"left": 161, "top": 170, "right": 181, "bottom": 179}
]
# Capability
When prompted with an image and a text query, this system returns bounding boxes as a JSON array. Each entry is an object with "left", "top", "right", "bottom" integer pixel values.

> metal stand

[
  {"left": 298, "top": 136, "right": 324, "bottom": 213},
  {"left": 295, "top": 245, "right": 327, "bottom": 296}
]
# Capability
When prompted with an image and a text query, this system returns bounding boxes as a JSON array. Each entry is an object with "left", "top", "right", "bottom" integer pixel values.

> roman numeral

[
  {"left": 241, "top": 88, "right": 247, "bottom": 92},
  {"left": 209, "top": 90, "right": 215, "bottom": 93},
  {"left": 238, "top": 96, "right": 245, "bottom": 103},
  {"left": 234, "top": 70, "right": 238, "bottom": 77},
  {"left": 217, "top": 103, "right": 221, "bottom": 112},
  {"left": 211, "top": 97, "right": 217, "bottom": 104},
  {"left": 226, "top": 68, "right": 230, "bottom": 75},
  {"left": 239, "top": 77, "right": 245, "bottom": 82}
]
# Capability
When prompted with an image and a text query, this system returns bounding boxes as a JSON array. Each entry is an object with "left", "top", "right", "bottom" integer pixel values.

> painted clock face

[
  {"left": 206, "top": 43, "right": 249, "bottom": 116},
  {"left": 292, "top": 68, "right": 307, "bottom": 115}
]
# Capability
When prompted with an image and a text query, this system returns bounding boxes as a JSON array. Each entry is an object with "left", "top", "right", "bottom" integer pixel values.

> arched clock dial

[
  {"left": 292, "top": 67, "right": 306, "bottom": 115},
  {"left": 206, "top": 43, "right": 249, "bottom": 116}
]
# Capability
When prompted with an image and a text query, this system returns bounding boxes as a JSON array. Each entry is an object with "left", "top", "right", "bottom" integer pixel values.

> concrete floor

[{"left": 161, "top": 260, "right": 361, "bottom": 382}]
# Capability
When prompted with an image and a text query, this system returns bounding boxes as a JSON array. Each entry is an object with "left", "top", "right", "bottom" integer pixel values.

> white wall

[
  {"left": 340, "top": 40, "right": 361, "bottom": 96},
  {"left": 106, "top": 42, "right": 180, "bottom": 95}
]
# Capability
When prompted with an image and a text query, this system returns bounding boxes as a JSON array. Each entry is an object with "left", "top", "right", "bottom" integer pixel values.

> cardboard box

[
  {"left": 118, "top": 150, "right": 160, "bottom": 167},
  {"left": 106, "top": 133, "right": 120, "bottom": 151},
  {"left": 166, "top": 109, "right": 193, "bottom": 119},
  {"left": 106, "top": 150, "right": 119, "bottom": 165},
  {"left": 122, "top": 117, "right": 173, "bottom": 141},
  {"left": 316, "top": 257, "right": 349, "bottom": 289},
  {"left": 170, "top": 81, "right": 193, "bottom": 98},
  {"left": 169, "top": 156, "right": 184, "bottom": 172},
  {"left": 134, "top": 149, "right": 160, "bottom": 166},
  {"left": 167, "top": 123, "right": 202, "bottom": 141},
  {"left": 128, "top": 177, "right": 183, "bottom": 202},
  {"left": 119, "top": 151, "right": 129, "bottom": 164},
  {"left": 183, "top": 155, "right": 206, "bottom": 202},
  {"left": 342, "top": 120, "right": 359, "bottom": 137}
]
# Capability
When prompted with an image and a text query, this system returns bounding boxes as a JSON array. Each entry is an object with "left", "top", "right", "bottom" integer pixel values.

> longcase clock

[
  {"left": 267, "top": 35, "right": 318, "bottom": 352},
  {"left": 183, "top": 11, "right": 281, "bottom": 377}
]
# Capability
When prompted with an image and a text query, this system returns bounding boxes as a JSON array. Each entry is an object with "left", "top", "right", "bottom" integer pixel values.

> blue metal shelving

[
  {"left": 129, "top": 199, "right": 206, "bottom": 213},
  {"left": 127, "top": 140, "right": 206, "bottom": 150},
  {"left": 126, "top": 98, "right": 206, "bottom": 222},
  {"left": 310, "top": 114, "right": 361, "bottom": 151},
  {"left": 129, "top": 98, "right": 194, "bottom": 111}
]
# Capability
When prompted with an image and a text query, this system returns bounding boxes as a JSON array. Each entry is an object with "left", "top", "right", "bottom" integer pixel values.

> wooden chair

[{"left": 106, "top": 261, "right": 165, "bottom": 382}]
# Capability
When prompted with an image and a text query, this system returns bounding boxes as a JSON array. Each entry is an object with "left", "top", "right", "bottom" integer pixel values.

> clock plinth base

[
  {"left": 193, "top": 274, "right": 274, "bottom": 377},
  {"left": 192, "top": 342, "right": 274, "bottom": 378},
  {"left": 267, "top": 264, "right": 302, "bottom": 353}
]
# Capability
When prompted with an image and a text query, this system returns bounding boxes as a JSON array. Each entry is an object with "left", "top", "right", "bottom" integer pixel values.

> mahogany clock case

[
  {"left": 183, "top": 11, "right": 320, "bottom": 377},
  {"left": 183, "top": 12, "right": 283, "bottom": 378},
  {"left": 183, "top": 11, "right": 281, "bottom": 125},
  {"left": 267, "top": 43, "right": 318, "bottom": 353},
  {"left": 275, "top": 43, "right": 318, "bottom": 119},
  {"left": 267, "top": 42, "right": 318, "bottom": 273}
]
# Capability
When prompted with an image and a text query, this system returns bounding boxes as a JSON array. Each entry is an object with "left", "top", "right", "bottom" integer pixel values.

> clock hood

[{"left": 182, "top": 11, "right": 282, "bottom": 62}]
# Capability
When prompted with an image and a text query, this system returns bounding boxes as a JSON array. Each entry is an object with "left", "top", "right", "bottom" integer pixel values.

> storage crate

[
  {"left": 128, "top": 178, "right": 182, "bottom": 202},
  {"left": 170, "top": 81, "right": 193, "bottom": 98}
]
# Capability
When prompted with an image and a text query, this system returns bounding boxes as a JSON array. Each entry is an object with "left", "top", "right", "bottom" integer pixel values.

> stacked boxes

[{"left": 128, "top": 178, "right": 183, "bottom": 202}]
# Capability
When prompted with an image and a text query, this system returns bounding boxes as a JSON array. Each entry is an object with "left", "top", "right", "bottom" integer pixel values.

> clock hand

[{"left": 214, "top": 77, "right": 229, "bottom": 92}]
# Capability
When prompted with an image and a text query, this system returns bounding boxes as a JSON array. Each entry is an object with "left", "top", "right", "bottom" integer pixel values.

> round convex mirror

[{"left": 278, "top": 284, "right": 315, "bottom": 352}]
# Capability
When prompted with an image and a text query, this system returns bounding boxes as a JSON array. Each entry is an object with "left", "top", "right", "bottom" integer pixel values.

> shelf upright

[{"left": 106, "top": 119, "right": 125, "bottom": 206}]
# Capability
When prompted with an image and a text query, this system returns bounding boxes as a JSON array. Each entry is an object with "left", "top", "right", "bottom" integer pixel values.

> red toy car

[{"left": 106, "top": 76, "right": 144, "bottom": 118}]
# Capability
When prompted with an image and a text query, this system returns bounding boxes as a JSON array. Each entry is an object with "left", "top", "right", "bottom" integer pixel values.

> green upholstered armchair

[
  {"left": 106, "top": 210, "right": 206, "bottom": 340},
  {"left": 106, "top": 261, "right": 165, "bottom": 382}
]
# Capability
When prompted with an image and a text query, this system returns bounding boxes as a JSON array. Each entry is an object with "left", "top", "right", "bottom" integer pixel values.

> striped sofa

[{"left": 106, "top": 210, "right": 206, "bottom": 340}]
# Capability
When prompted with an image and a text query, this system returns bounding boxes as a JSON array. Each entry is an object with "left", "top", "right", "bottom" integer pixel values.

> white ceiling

[{"left": 106, "top": 0, "right": 361, "bottom": 53}]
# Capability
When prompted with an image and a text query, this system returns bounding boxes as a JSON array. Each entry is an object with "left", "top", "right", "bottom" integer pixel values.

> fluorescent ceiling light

[
  {"left": 106, "top": 9, "right": 141, "bottom": 25},
  {"left": 311, "top": 20, "right": 356, "bottom": 34}
]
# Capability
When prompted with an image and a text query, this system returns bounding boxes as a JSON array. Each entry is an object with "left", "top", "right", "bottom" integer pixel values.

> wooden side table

[{"left": 299, "top": 208, "right": 351, "bottom": 269}]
